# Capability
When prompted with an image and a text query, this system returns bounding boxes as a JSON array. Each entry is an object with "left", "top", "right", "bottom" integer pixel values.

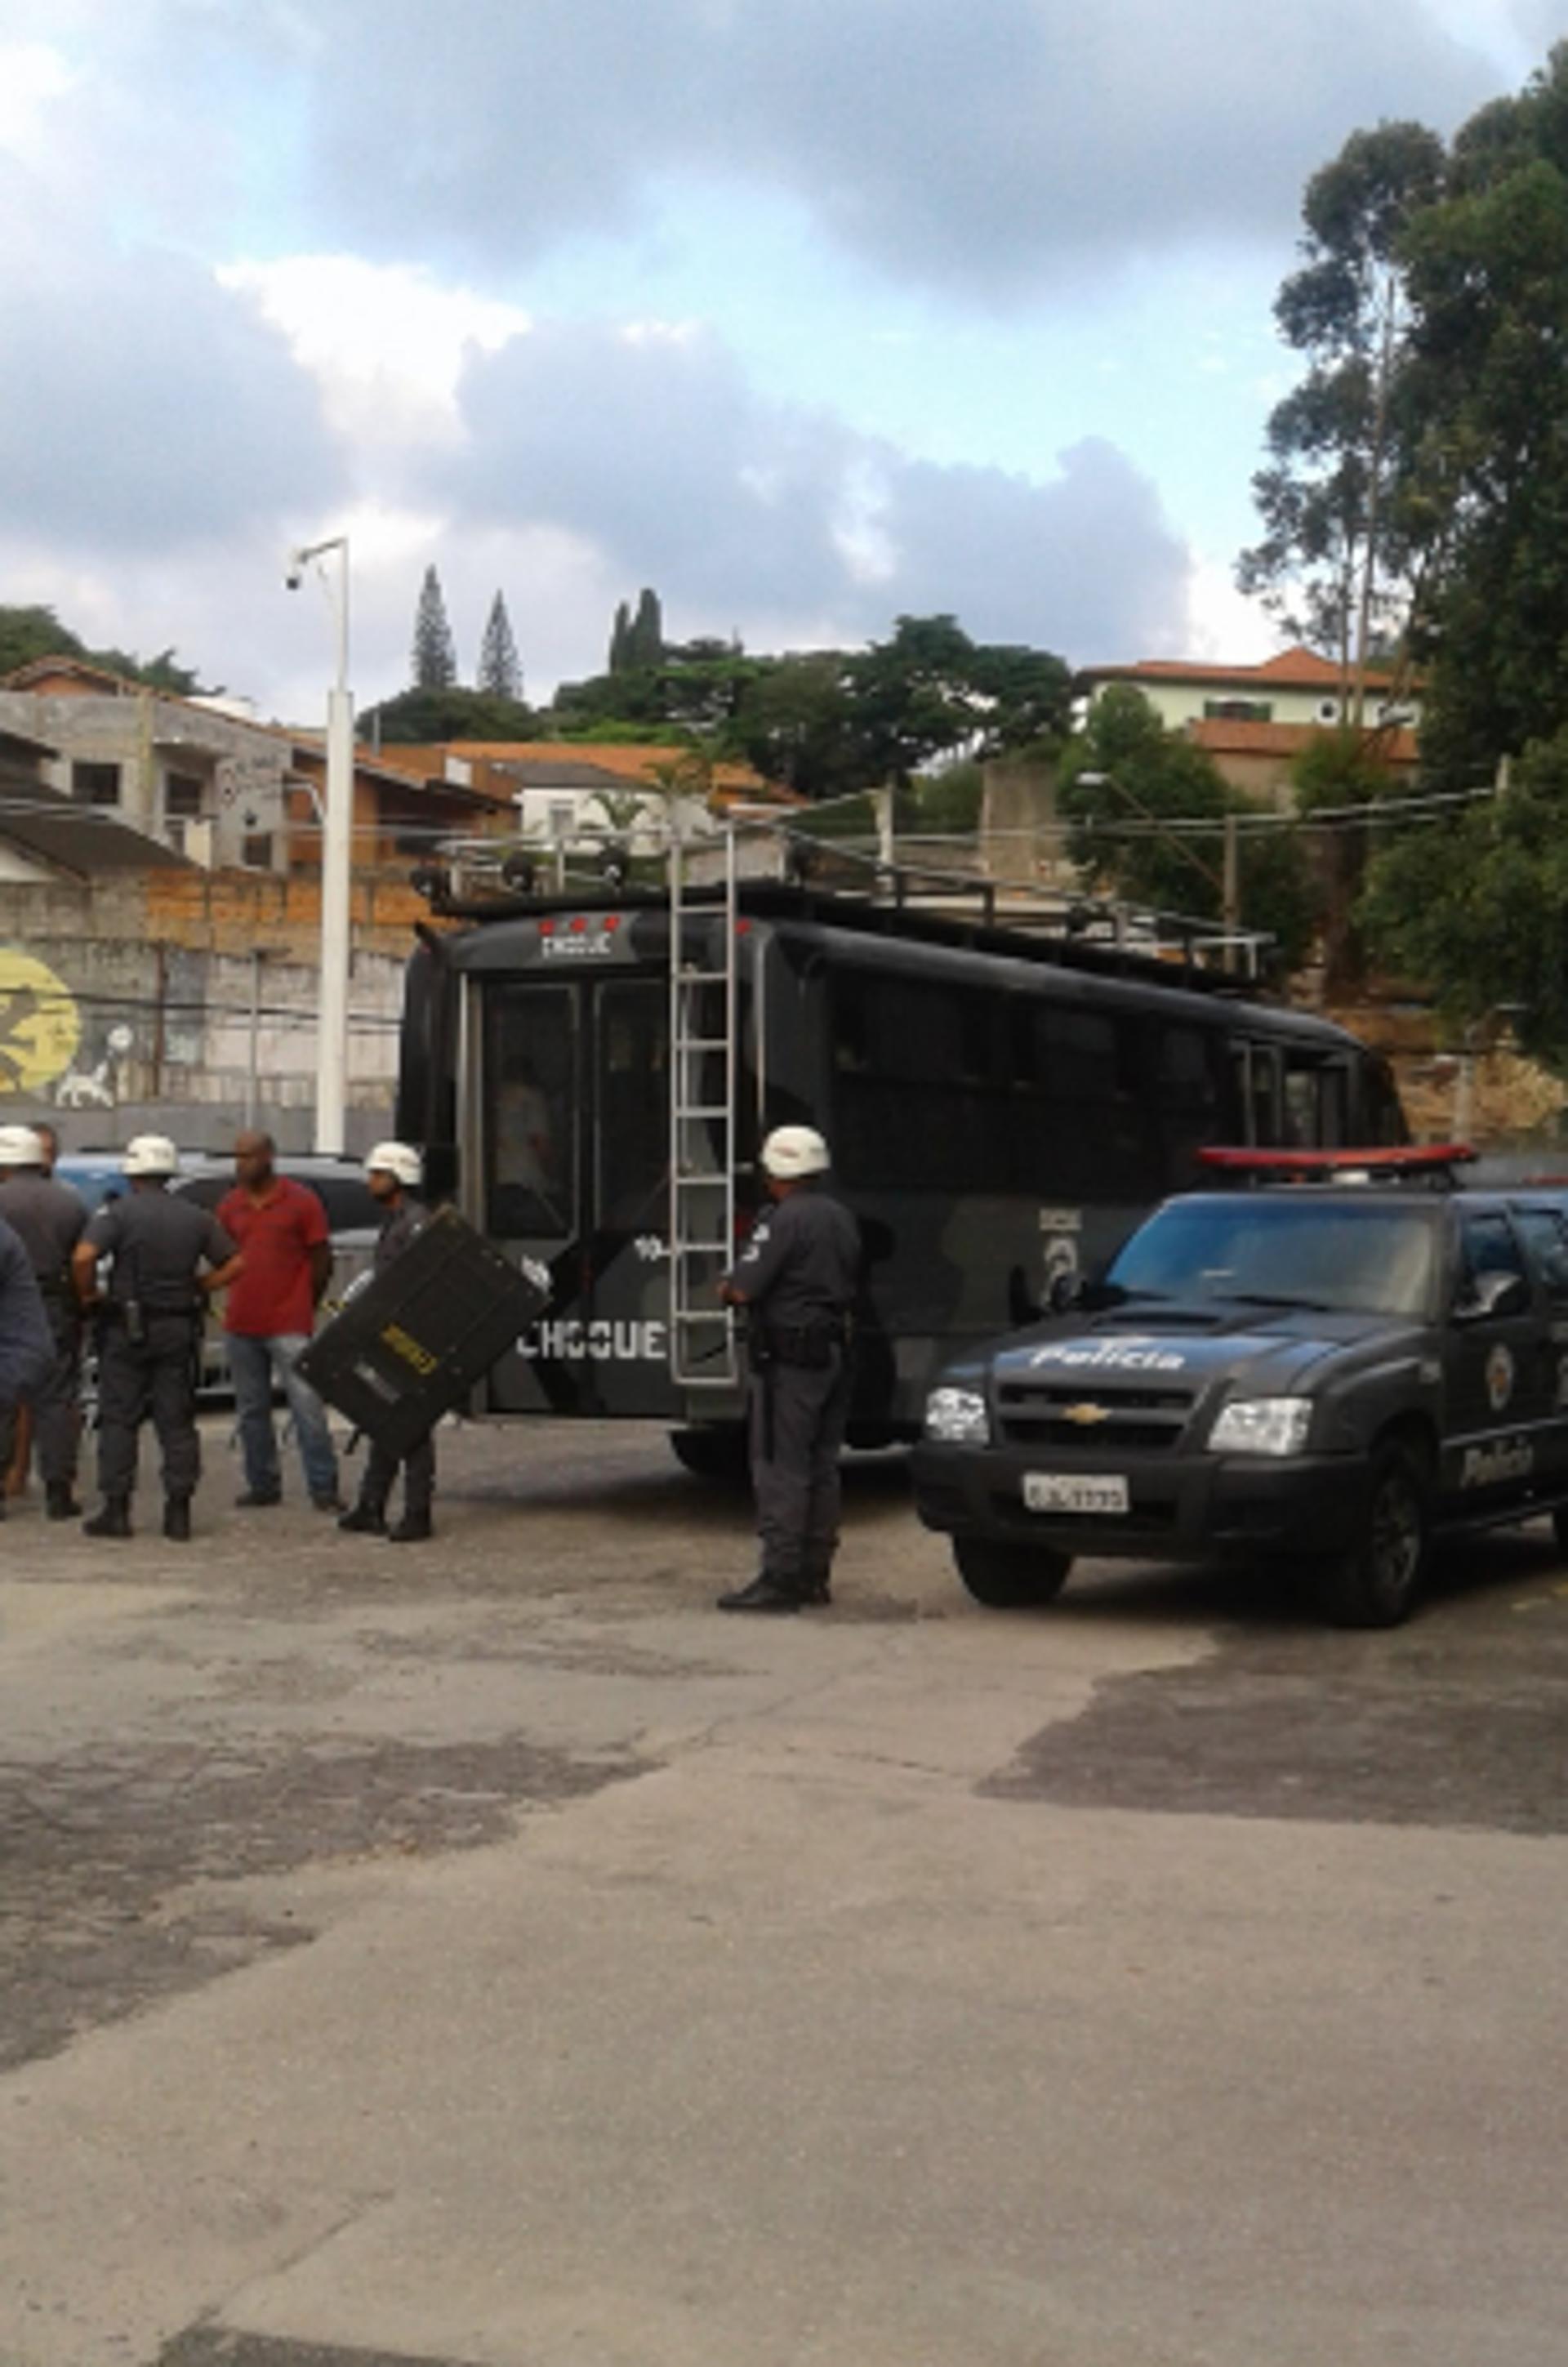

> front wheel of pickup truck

[
  {"left": 1314, "top": 1441, "right": 1430, "bottom": 1629},
  {"left": 953, "top": 1536, "right": 1073, "bottom": 1609}
]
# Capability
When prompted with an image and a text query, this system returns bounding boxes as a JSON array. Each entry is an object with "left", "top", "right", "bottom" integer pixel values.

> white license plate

[{"left": 1022, "top": 1472, "right": 1129, "bottom": 1515}]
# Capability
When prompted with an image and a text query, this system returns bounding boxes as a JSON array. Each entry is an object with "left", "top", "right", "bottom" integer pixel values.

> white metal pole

[{"left": 317, "top": 542, "right": 353, "bottom": 1155}]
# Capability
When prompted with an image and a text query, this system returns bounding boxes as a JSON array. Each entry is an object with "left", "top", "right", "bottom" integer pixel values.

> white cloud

[
  {"left": 0, "top": 41, "right": 74, "bottom": 158},
  {"left": 220, "top": 256, "right": 529, "bottom": 446}
]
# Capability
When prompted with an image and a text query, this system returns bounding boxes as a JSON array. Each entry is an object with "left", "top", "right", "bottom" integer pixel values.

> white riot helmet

[
  {"left": 364, "top": 1139, "right": 424, "bottom": 1189},
  {"left": 122, "top": 1133, "right": 179, "bottom": 1179},
  {"left": 760, "top": 1125, "right": 830, "bottom": 1180},
  {"left": 0, "top": 1124, "right": 45, "bottom": 1168}
]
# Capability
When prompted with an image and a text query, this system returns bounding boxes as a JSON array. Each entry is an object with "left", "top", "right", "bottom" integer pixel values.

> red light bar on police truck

[{"left": 1198, "top": 1144, "right": 1476, "bottom": 1184}]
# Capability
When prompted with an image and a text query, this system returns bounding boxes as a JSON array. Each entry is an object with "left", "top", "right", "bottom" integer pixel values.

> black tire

[
  {"left": 1314, "top": 1440, "right": 1431, "bottom": 1629},
  {"left": 953, "top": 1535, "right": 1072, "bottom": 1609},
  {"left": 668, "top": 1425, "right": 751, "bottom": 1485},
  {"left": 1552, "top": 1505, "right": 1568, "bottom": 1560}
]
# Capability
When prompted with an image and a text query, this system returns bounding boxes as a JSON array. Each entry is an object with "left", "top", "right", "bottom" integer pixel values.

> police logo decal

[{"left": 1485, "top": 1343, "right": 1515, "bottom": 1415}]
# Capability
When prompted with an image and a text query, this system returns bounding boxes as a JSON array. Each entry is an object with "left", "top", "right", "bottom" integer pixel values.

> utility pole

[{"left": 286, "top": 535, "right": 354, "bottom": 1157}]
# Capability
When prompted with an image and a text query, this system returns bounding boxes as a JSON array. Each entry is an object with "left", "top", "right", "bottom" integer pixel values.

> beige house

[{"left": 1076, "top": 645, "right": 1422, "bottom": 805}]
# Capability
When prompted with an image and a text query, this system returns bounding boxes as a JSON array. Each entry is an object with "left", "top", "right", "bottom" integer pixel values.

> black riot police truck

[
  {"left": 912, "top": 1145, "right": 1568, "bottom": 1626},
  {"left": 396, "top": 826, "right": 1405, "bottom": 1473}
]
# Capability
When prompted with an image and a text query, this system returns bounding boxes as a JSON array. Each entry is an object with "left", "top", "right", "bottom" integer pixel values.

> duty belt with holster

[{"left": 748, "top": 1314, "right": 851, "bottom": 1459}]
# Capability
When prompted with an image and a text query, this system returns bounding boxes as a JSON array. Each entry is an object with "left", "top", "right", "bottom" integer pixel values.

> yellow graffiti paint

[{"left": 0, "top": 950, "right": 80, "bottom": 1094}]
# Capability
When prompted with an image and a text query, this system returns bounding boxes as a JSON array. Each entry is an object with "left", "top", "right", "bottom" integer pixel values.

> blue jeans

[{"left": 228, "top": 1331, "right": 339, "bottom": 1501}]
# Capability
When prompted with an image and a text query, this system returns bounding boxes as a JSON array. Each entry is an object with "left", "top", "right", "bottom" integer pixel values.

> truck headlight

[
  {"left": 1209, "top": 1397, "right": 1313, "bottom": 1456},
  {"left": 924, "top": 1386, "right": 990, "bottom": 1446}
]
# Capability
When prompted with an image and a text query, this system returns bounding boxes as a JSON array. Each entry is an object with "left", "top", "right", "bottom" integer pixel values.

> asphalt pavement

[{"left": 1, "top": 1415, "right": 1566, "bottom": 2367}]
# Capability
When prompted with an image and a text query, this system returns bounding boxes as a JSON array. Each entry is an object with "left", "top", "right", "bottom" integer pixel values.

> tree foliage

[
  {"left": 547, "top": 611, "right": 1072, "bottom": 799},
  {"left": 411, "top": 565, "right": 458, "bottom": 691},
  {"left": 1059, "top": 689, "right": 1318, "bottom": 973},
  {"left": 359, "top": 684, "right": 537, "bottom": 746},
  {"left": 0, "top": 603, "right": 208, "bottom": 693},
  {"left": 476, "top": 591, "right": 523, "bottom": 702},
  {"left": 1361, "top": 729, "right": 1568, "bottom": 1068},
  {"left": 1238, "top": 121, "right": 1446, "bottom": 687}
]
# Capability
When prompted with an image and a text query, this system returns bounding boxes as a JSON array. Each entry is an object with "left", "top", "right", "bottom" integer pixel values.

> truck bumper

[{"left": 911, "top": 1440, "right": 1364, "bottom": 1562}]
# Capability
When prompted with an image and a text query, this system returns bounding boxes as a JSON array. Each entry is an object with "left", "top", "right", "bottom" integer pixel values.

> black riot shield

[{"left": 297, "top": 1206, "right": 548, "bottom": 1460}]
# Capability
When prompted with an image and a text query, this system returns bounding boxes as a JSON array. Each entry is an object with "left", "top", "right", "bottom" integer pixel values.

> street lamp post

[{"left": 287, "top": 536, "right": 354, "bottom": 1156}]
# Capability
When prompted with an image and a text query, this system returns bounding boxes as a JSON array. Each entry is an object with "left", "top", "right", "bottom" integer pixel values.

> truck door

[
  {"left": 1441, "top": 1208, "right": 1552, "bottom": 1508},
  {"left": 479, "top": 971, "right": 686, "bottom": 1415}
]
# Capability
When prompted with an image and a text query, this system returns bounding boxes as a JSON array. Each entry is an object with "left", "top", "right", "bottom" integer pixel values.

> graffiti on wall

[
  {"left": 0, "top": 950, "right": 133, "bottom": 1106},
  {"left": 0, "top": 949, "right": 80, "bottom": 1094}
]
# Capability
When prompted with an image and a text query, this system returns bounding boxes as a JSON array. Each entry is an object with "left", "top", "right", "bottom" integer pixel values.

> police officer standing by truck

[
  {"left": 0, "top": 1124, "right": 87, "bottom": 1519},
  {"left": 338, "top": 1141, "right": 436, "bottom": 1544},
  {"left": 718, "top": 1125, "right": 861, "bottom": 1613},
  {"left": 73, "top": 1134, "right": 242, "bottom": 1542}
]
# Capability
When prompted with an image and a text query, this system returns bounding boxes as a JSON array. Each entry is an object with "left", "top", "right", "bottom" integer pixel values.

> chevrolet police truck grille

[{"left": 996, "top": 1380, "right": 1196, "bottom": 1452}]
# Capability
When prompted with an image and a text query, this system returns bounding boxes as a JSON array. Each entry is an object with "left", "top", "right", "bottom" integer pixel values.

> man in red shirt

[{"left": 218, "top": 1131, "right": 342, "bottom": 1510}]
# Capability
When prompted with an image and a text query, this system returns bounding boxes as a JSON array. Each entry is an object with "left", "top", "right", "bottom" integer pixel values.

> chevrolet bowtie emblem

[{"left": 1063, "top": 1401, "right": 1111, "bottom": 1426}]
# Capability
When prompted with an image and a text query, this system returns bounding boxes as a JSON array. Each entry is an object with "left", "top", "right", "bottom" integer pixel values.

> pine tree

[
  {"left": 628, "top": 586, "right": 664, "bottom": 669},
  {"left": 607, "top": 600, "right": 633, "bottom": 674},
  {"left": 411, "top": 564, "right": 458, "bottom": 691},
  {"left": 476, "top": 591, "right": 523, "bottom": 702}
]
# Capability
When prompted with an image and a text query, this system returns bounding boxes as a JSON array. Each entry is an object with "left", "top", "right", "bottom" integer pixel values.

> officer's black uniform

[
  {"left": 721, "top": 1183, "right": 861, "bottom": 1608},
  {"left": 83, "top": 1187, "right": 236, "bottom": 1536},
  {"left": 0, "top": 1166, "right": 87, "bottom": 1515},
  {"left": 0, "top": 1218, "right": 52, "bottom": 1478},
  {"left": 343, "top": 1197, "right": 435, "bottom": 1540}
]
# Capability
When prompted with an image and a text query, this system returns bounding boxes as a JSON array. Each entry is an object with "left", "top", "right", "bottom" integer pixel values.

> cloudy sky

[{"left": 0, "top": 1, "right": 1555, "bottom": 721}]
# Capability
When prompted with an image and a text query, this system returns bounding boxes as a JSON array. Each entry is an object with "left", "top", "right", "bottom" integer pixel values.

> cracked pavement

[{"left": 2, "top": 1417, "right": 1566, "bottom": 2366}]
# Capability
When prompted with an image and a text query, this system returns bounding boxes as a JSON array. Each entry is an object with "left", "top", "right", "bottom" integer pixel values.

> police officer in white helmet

[
  {"left": 339, "top": 1141, "right": 437, "bottom": 1543},
  {"left": 72, "top": 1136, "right": 242, "bottom": 1541},
  {"left": 717, "top": 1124, "right": 861, "bottom": 1611},
  {"left": 0, "top": 1123, "right": 87, "bottom": 1518}
]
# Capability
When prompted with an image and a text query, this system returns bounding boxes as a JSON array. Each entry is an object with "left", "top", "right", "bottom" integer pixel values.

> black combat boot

[
  {"left": 716, "top": 1573, "right": 802, "bottom": 1614},
  {"left": 800, "top": 1561, "right": 834, "bottom": 1607},
  {"left": 46, "top": 1481, "right": 82, "bottom": 1521},
  {"left": 387, "top": 1509, "right": 433, "bottom": 1544},
  {"left": 337, "top": 1500, "right": 388, "bottom": 1536},
  {"left": 83, "top": 1496, "right": 132, "bottom": 1539},
  {"left": 163, "top": 1496, "right": 192, "bottom": 1542}
]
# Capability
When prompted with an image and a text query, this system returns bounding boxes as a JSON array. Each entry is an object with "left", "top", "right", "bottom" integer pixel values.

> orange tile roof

[
  {"left": 1080, "top": 643, "right": 1408, "bottom": 693},
  {"left": 1187, "top": 717, "right": 1420, "bottom": 763}
]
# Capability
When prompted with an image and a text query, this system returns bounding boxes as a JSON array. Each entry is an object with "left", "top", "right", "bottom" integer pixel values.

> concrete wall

[
  {"left": 0, "top": 868, "right": 433, "bottom": 1152},
  {"left": 0, "top": 689, "right": 290, "bottom": 868}
]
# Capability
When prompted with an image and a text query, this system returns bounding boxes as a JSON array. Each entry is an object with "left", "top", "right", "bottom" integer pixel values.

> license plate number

[{"left": 1023, "top": 1472, "right": 1129, "bottom": 1515}]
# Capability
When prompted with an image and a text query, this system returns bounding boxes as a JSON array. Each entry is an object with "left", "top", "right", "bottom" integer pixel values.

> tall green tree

[
  {"left": 1060, "top": 688, "right": 1317, "bottom": 973},
  {"left": 626, "top": 586, "right": 664, "bottom": 669},
  {"left": 1399, "top": 46, "right": 1568, "bottom": 778},
  {"left": 1361, "top": 728, "right": 1568, "bottom": 1069},
  {"left": 476, "top": 591, "right": 523, "bottom": 702},
  {"left": 1238, "top": 121, "right": 1446, "bottom": 708},
  {"left": 411, "top": 565, "right": 458, "bottom": 691}
]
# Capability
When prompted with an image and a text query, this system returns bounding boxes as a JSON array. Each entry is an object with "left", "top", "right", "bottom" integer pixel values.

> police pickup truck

[{"left": 911, "top": 1148, "right": 1568, "bottom": 1626}]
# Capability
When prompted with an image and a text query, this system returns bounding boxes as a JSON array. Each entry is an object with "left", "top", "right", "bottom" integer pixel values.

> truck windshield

[{"left": 1106, "top": 1197, "right": 1438, "bottom": 1318}]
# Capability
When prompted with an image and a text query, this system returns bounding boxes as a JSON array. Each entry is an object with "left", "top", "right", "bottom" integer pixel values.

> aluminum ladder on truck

[{"left": 668, "top": 819, "right": 740, "bottom": 1392}]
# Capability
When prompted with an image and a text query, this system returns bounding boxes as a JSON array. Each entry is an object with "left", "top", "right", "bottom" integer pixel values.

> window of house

[
  {"left": 1203, "top": 699, "right": 1273, "bottom": 724},
  {"left": 72, "top": 760, "right": 120, "bottom": 808},
  {"left": 164, "top": 771, "right": 204, "bottom": 819},
  {"left": 242, "top": 833, "right": 274, "bottom": 869}
]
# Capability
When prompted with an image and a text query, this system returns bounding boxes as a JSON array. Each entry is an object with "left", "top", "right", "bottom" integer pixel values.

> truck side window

[
  {"left": 1457, "top": 1211, "right": 1527, "bottom": 1291},
  {"left": 1513, "top": 1210, "right": 1568, "bottom": 1305}
]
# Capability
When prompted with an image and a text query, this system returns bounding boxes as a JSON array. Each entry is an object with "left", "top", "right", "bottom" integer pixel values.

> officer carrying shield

[
  {"left": 73, "top": 1135, "right": 242, "bottom": 1542},
  {"left": 0, "top": 1123, "right": 87, "bottom": 1519},
  {"left": 338, "top": 1141, "right": 436, "bottom": 1543},
  {"left": 718, "top": 1125, "right": 861, "bottom": 1613}
]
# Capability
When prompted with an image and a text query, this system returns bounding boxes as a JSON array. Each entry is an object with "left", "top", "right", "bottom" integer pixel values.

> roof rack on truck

[{"left": 415, "top": 806, "right": 1275, "bottom": 988}]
